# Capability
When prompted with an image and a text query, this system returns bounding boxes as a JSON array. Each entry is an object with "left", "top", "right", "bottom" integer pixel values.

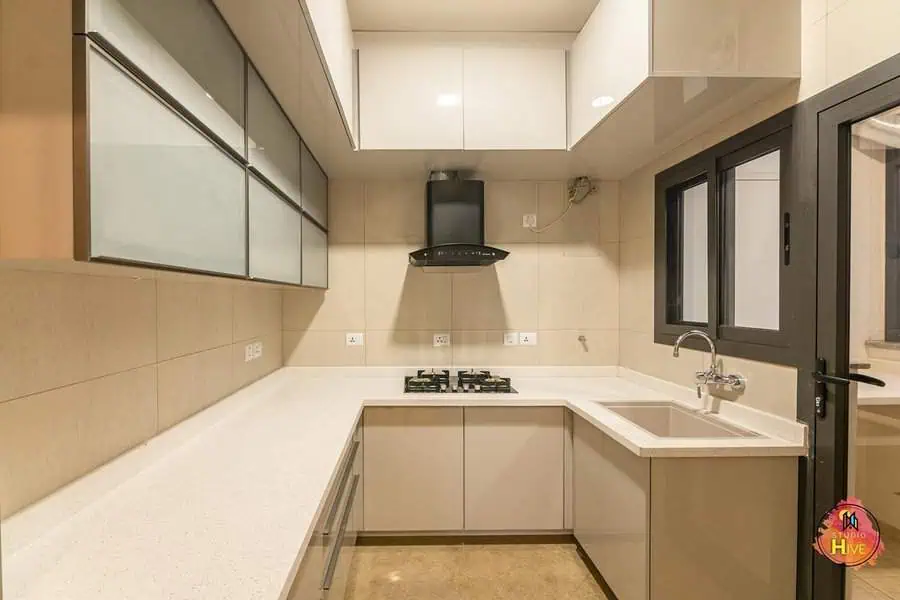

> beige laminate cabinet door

[
  {"left": 464, "top": 407, "right": 565, "bottom": 531},
  {"left": 363, "top": 407, "right": 464, "bottom": 532},
  {"left": 573, "top": 416, "right": 649, "bottom": 600}
]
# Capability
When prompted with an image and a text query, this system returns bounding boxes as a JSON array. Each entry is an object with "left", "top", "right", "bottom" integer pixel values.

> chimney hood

[{"left": 409, "top": 173, "right": 509, "bottom": 268}]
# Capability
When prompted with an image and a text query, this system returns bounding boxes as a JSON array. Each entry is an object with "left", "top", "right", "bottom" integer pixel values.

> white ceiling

[{"left": 347, "top": 0, "right": 601, "bottom": 32}]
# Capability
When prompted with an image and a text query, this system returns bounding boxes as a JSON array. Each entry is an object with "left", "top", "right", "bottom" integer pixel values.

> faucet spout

[{"left": 673, "top": 329, "right": 717, "bottom": 371}]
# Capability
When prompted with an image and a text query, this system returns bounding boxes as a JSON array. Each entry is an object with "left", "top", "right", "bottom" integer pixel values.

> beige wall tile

[
  {"left": 0, "top": 366, "right": 157, "bottom": 518},
  {"left": 803, "top": 0, "right": 827, "bottom": 25},
  {"left": 484, "top": 181, "right": 537, "bottom": 244},
  {"left": 538, "top": 330, "right": 618, "bottom": 366},
  {"left": 619, "top": 237, "right": 655, "bottom": 335},
  {"left": 329, "top": 180, "right": 365, "bottom": 243},
  {"left": 283, "top": 329, "right": 366, "bottom": 366},
  {"left": 452, "top": 331, "right": 540, "bottom": 366},
  {"left": 536, "top": 181, "right": 618, "bottom": 247},
  {"left": 365, "top": 245, "right": 452, "bottom": 331},
  {"left": 364, "top": 180, "right": 424, "bottom": 244},
  {"left": 365, "top": 330, "right": 452, "bottom": 366},
  {"left": 157, "top": 346, "right": 234, "bottom": 431},
  {"left": 620, "top": 330, "right": 705, "bottom": 390},
  {"left": 157, "top": 279, "right": 233, "bottom": 360},
  {"left": 232, "top": 332, "right": 282, "bottom": 389},
  {"left": 0, "top": 270, "right": 156, "bottom": 403},
  {"left": 451, "top": 244, "right": 539, "bottom": 331},
  {"left": 538, "top": 244, "right": 619, "bottom": 331},
  {"left": 234, "top": 285, "right": 282, "bottom": 342},
  {"left": 619, "top": 169, "right": 655, "bottom": 242},
  {"left": 799, "top": 15, "right": 828, "bottom": 101},
  {"left": 283, "top": 245, "right": 365, "bottom": 331}
]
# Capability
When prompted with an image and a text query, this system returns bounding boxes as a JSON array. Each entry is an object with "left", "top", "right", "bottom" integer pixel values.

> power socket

[
  {"left": 519, "top": 332, "right": 538, "bottom": 346},
  {"left": 346, "top": 333, "right": 365, "bottom": 347},
  {"left": 504, "top": 332, "right": 519, "bottom": 346},
  {"left": 433, "top": 333, "right": 451, "bottom": 347},
  {"left": 244, "top": 343, "right": 255, "bottom": 362},
  {"left": 522, "top": 214, "right": 537, "bottom": 228}
]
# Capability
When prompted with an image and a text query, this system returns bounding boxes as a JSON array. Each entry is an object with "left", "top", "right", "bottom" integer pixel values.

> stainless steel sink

[{"left": 601, "top": 401, "right": 760, "bottom": 438}]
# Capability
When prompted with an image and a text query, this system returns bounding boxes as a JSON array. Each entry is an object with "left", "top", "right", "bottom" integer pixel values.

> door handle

[{"left": 812, "top": 371, "right": 886, "bottom": 387}]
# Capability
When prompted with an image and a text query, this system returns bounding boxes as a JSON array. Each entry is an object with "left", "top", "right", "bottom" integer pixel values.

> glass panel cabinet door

[
  {"left": 301, "top": 141, "right": 328, "bottom": 227},
  {"left": 247, "top": 65, "right": 302, "bottom": 204},
  {"left": 88, "top": 47, "right": 247, "bottom": 275},
  {"left": 249, "top": 176, "right": 304, "bottom": 285},
  {"left": 85, "top": 0, "right": 245, "bottom": 155},
  {"left": 302, "top": 217, "right": 328, "bottom": 288}
]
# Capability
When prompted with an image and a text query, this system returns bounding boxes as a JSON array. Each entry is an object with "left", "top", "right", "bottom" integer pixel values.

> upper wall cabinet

[
  {"left": 462, "top": 48, "right": 567, "bottom": 150},
  {"left": 359, "top": 45, "right": 464, "bottom": 150},
  {"left": 301, "top": 141, "right": 329, "bottom": 226},
  {"left": 86, "top": 0, "right": 246, "bottom": 156}
]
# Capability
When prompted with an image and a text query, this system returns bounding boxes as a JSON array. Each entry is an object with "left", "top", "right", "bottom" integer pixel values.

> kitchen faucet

[{"left": 673, "top": 330, "right": 746, "bottom": 398}]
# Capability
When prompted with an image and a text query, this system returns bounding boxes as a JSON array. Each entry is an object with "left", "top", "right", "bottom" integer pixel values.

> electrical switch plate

[
  {"left": 433, "top": 333, "right": 451, "bottom": 347},
  {"left": 254, "top": 342, "right": 263, "bottom": 359},
  {"left": 519, "top": 332, "right": 538, "bottom": 346},
  {"left": 504, "top": 332, "right": 519, "bottom": 346},
  {"left": 244, "top": 343, "right": 255, "bottom": 362},
  {"left": 346, "top": 333, "right": 365, "bottom": 347},
  {"left": 522, "top": 214, "right": 537, "bottom": 228}
]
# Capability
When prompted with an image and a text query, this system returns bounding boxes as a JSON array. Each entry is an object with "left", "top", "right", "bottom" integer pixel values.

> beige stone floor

[
  {"left": 344, "top": 544, "right": 609, "bottom": 600},
  {"left": 850, "top": 530, "right": 900, "bottom": 600}
]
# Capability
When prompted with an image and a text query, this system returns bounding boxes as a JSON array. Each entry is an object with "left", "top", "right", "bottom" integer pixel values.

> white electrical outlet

[
  {"left": 522, "top": 213, "right": 538, "bottom": 228},
  {"left": 433, "top": 333, "right": 451, "bottom": 347},
  {"left": 254, "top": 342, "right": 263, "bottom": 359},
  {"left": 504, "top": 332, "right": 519, "bottom": 346},
  {"left": 346, "top": 333, "right": 365, "bottom": 347},
  {"left": 244, "top": 343, "right": 255, "bottom": 362},
  {"left": 519, "top": 332, "right": 538, "bottom": 346}
]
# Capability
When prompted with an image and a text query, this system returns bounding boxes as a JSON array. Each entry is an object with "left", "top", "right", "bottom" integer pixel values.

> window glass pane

[
  {"left": 676, "top": 182, "right": 709, "bottom": 323},
  {"left": 89, "top": 48, "right": 247, "bottom": 275},
  {"left": 87, "top": 0, "right": 245, "bottom": 155},
  {"left": 723, "top": 150, "right": 781, "bottom": 330}
]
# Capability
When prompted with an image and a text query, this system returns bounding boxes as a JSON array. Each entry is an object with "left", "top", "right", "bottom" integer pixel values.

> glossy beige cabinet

[
  {"left": 464, "top": 407, "right": 565, "bottom": 531},
  {"left": 363, "top": 407, "right": 464, "bottom": 531},
  {"left": 574, "top": 415, "right": 649, "bottom": 600}
]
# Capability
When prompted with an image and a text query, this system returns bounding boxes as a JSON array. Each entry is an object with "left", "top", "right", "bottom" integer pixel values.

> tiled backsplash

[
  {"left": 283, "top": 179, "right": 620, "bottom": 367},
  {"left": 0, "top": 266, "right": 282, "bottom": 518}
]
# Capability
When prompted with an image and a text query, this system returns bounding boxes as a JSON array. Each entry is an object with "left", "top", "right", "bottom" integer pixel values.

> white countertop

[{"left": 1, "top": 367, "right": 806, "bottom": 600}]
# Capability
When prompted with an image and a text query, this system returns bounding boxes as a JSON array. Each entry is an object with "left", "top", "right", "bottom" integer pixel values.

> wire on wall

[{"left": 529, "top": 176, "right": 597, "bottom": 233}]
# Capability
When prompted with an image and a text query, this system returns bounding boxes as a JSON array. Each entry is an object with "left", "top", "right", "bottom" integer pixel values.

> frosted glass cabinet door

[
  {"left": 88, "top": 48, "right": 247, "bottom": 275},
  {"left": 302, "top": 217, "right": 328, "bottom": 288},
  {"left": 301, "top": 142, "right": 328, "bottom": 226},
  {"left": 248, "top": 65, "right": 302, "bottom": 204},
  {"left": 85, "top": 0, "right": 246, "bottom": 155},
  {"left": 249, "top": 176, "right": 304, "bottom": 284}
]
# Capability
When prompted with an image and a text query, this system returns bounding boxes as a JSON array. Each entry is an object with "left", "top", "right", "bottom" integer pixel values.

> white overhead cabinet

[
  {"left": 358, "top": 45, "right": 465, "bottom": 150},
  {"left": 462, "top": 47, "right": 567, "bottom": 150}
]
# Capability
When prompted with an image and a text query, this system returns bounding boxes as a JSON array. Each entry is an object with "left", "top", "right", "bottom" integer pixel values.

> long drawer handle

[
  {"left": 322, "top": 474, "right": 359, "bottom": 591},
  {"left": 323, "top": 441, "right": 359, "bottom": 535}
]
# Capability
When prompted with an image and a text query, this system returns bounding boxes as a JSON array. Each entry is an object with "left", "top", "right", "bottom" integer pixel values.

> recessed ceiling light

[
  {"left": 436, "top": 93, "right": 461, "bottom": 107},
  {"left": 591, "top": 95, "right": 615, "bottom": 108}
]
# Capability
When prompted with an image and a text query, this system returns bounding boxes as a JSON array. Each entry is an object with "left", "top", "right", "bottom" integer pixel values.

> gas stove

[{"left": 404, "top": 370, "right": 516, "bottom": 394}]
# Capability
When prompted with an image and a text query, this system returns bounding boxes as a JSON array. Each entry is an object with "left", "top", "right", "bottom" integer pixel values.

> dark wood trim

[
  {"left": 574, "top": 541, "right": 620, "bottom": 600},
  {"left": 886, "top": 149, "right": 900, "bottom": 342}
]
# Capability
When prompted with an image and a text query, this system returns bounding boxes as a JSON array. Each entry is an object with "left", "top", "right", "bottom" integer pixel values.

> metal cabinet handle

[
  {"left": 322, "top": 474, "right": 359, "bottom": 591},
  {"left": 323, "top": 441, "right": 359, "bottom": 535}
]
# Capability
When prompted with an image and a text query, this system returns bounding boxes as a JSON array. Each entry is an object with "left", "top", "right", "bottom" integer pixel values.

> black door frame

[{"left": 806, "top": 61, "right": 900, "bottom": 600}]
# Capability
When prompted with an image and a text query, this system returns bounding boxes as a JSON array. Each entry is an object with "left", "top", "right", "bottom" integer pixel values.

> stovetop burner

[{"left": 404, "top": 369, "right": 515, "bottom": 394}]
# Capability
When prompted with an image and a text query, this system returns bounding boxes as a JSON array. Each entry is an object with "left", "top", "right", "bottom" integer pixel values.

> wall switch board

[
  {"left": 346, "top": 333, "right": 365, "bottom": 346},
  {"left": 522, "top": 213, "right": 538, "bottom": 228},
  {"left": 433, "top": 333, "right": 451, "bottom": 347},
  {"left": 244, "top": 343, "right": 255, "bottom": 362},
  {"left": 519, "top": 332, "right": 538, "bottom": 346},
  {"left": 504, "top": 332, "right": 519, "bottom": 346}
]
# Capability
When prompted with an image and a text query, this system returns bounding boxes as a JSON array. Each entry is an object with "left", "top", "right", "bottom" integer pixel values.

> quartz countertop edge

[{"left": 1, "top": 366, "right": 807, "bottom": 600}]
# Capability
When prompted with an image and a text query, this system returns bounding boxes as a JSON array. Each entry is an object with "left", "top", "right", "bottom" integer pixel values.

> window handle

[
  {"left": 812, "top": 371, "right": 886, "bottom": 387},
  {"left": 783, "top": 212, "right": 791, "bottom": 266}
]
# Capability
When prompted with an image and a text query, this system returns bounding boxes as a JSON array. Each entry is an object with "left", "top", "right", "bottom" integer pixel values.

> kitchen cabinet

[
  {"left": 464, "top": 407, "right": 565, "bottom": 531},
  {"left": 248, "top": 176, "right": 304, "bottom": 284},
  {"left": 462, "top": 48, "right": 567, "bottom": 150},
  {"left": 301, "top": 141, "right": 328, "bottom": 227},
  {"left": 248, "top": 64, "right": 302, "bottom": 204},
  {"left": 87, "top": 46, "right": 247, "bottom": 275},
  {"left": 358, "top": 45, "right": 464, "bottom": 150},
  {"left": 301, "top": 216, "right": 328, "bottom": 288},
  {"left": 573, "top": 415, "right": 649, "bottom": 600},
  {"left": 363, "top": 407, "right": 464, "bottom": 531},
  {"left": 302, "top": 0, "right": 355, "bottom": 139}
]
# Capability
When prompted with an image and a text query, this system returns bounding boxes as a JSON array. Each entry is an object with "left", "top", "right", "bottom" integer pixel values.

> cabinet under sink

[{"left": 601, "top": 401, "right": 759, "bottom": 438}]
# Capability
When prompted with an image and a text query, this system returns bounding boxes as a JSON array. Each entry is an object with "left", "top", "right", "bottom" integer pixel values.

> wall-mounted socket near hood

[{"left": 408, "top": 171, "right": 509, "bottom": 268}]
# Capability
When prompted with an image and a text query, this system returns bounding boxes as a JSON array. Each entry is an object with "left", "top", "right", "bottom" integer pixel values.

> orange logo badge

[{"left": 814, "top": 497, "right": 885, "bottom": 567}]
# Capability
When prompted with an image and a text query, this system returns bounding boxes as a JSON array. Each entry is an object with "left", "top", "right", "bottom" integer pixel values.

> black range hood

[{"left": 409, "top": 175, "right": 509, "bottom": 267}]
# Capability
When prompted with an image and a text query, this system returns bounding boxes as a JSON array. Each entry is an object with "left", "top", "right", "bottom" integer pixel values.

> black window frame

[
  {"left": 655, "top": 109, "right": 797, "bottom": 365},
  {"left": 886, "top": 148, "right": 900, "bottom": 342}
]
